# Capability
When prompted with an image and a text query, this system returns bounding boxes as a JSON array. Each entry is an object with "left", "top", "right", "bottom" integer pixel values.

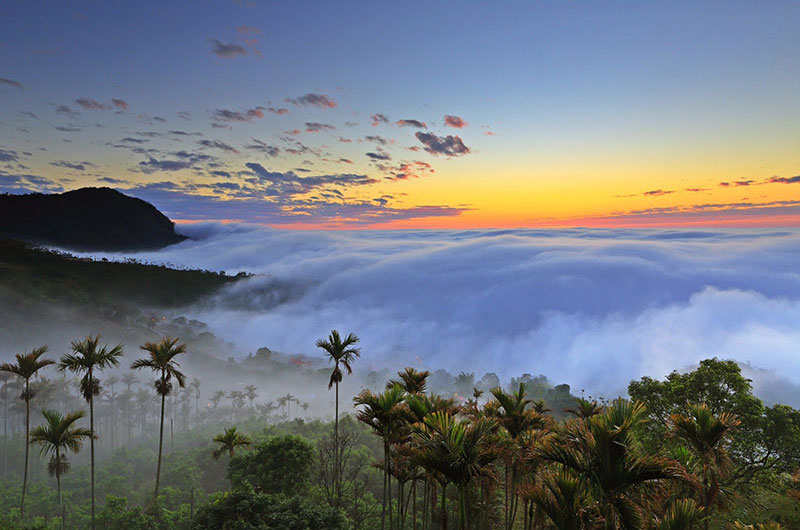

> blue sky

[{"left": 1, "top": 1, "right": 799, "bottom": 227}]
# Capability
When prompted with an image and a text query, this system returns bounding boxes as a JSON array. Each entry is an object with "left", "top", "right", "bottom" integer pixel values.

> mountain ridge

[{"left": 0, "top": 187, "right": 187, "bottom": 250}]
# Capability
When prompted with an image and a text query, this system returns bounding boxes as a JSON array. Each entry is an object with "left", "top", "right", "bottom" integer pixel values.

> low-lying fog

[{"left": 62, "top": 225, "right": 800, "bottom": 405}]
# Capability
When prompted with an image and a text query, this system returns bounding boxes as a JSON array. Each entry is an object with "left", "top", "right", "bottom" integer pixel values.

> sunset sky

[{"left": 1, "top": 1, "right": 799, "bottom": 228}]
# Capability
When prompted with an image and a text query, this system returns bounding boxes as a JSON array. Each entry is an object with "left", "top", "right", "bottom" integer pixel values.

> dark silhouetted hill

[{"left": 0, "top": 187, "right": 187, "bottom": 250}]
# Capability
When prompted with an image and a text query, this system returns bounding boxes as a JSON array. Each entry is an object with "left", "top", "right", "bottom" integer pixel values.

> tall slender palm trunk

[
  {"left": 56, "top": 447, "right": 63, "bottom": 528},
  {"left": 21, "top": 380, "right": 30, "bottom": 518},
  {"left": 335, "top": 379, "right": 340, "bottom": 507},
  {"left": 89, "top": 372, "right": 95, "bottom": 530},
  {"left": 156, "top": 386, "right": 166, "bottom": 499}
]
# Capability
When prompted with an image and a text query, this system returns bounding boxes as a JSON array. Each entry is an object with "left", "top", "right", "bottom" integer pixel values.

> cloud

[
  {"left": 212, "top": 107, "right": 265, "bottom": 123},
  {"left": 396, "top": 119, "right": 427, "bottom": 129},
  {"left": 388, "top": 161, "right": 434, "bottom": 180},
  {"left": 75, "top": 98, "right": 109, "bottom": 110},
  {"left": 0, "top": 148, "right": 20, "bottom": 162},
  {"left": 112, "top": 98, "right": 129, "bottom": 110},
  {"left": 415, "top": 132, "right": 471, "bottom": 156},
  {"left": 198, "top": 139, "right": 240, "bottom": 154},
  {"left": 78, "top": 228, "right": 800, "bottom": 405},
  {"left": 236, "top": 25, "right": 261, "bottom": 35},
  {"left": 365, "top": 135, "right": 390, "bottom": 146},
  {"left": 371, "top": 113, "right": 390, "bottom": 126},
  {"left": 55, "top": 105, "right": 79, "bottom": 117},
  {"left": 0, "top": 172, "right": 63, "bottom": 193},
  {"left": 178, "top": 111, "right": 192, "bottom": 120},
  {"left": 209, "top": 38, "right": 246, "bottom": 58},
  {"left": 136, "top": 150, "right": 214, "bottom": 174},
  {"left": 769, "top": 175, "right": 800, "bottom": 184},
  {"left": 244, "top": 139, "right": 280, "bottom": 157},
  {"left": 21, "top": 111, "right": 38, "bottom": 119},
  {"left": 244, "top": 162, "right": 378, "bottom": 194},
  {"left": 287, "top": 93, "right": 337, "bottom": 109},
  {"left": 643, "top": 189, "right": 674, "bottom": 196},
  {"left": 443, "top": 115, "right": 467, "bottom": 128},
  {"left": 267, "top": 107, "right": 289, "bottom": 115},
  {"left": 50, "top": 160, "right": 96, "bottom": 171},
  {"left": 0, "top": 77, "right": 26, "bottom": 89},
  {"left": 305, "top": 122, "right": 336, "bottom": 133},
  {"left": 366, "top": 151, "right": 391, "bottom": 161},
  {"left": 54, "top": 126, "right": 82, "bottom": 132},
  {"left": 719, "top": 180, "right": 755, "bottom": 187}
]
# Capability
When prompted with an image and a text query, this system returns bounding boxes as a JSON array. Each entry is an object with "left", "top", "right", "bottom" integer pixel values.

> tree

[
  {"left": 411, "top": 411, "right": 500, "bottom": 530},
  {"left": 670, "top": 403, "right": 739, "bottom": 529},
  {"left": 131, "top": 336, "right": 187, "bottom": 501},
  {"left": 539, "top": 399, "right": 683, "bottom": 530},
  {"left": 212, "top": 427, "right": 251, "bottom": 460},
  {"left": 193, "top": 485, "right": 347, "bottom": 530},
  {"left": 29, "top": 409, "right": 92, "bottom": 520},
  {"left": 191, "top": 377, "right": 202, "bottom": 415},
  {"left": 210, "top": 389, "right": 225, "bottom": 409},
  {"left": 488, "top": 382, "right": 547, "bottom": 530},
  {"left": 354, "top": 384, "right": 406, "bottom": 530},
  {"left": 316, "top": 329, "right": 360, "bottom": 506},
  {"left": 629, "top": 358, "right": 800, "bottom": 487},
  {"left": 58, "top": 335, "right": 122, "bottom": 530},
  {"left": 229, "top": 435, "right": 316, "bottom": 496},
  {"left": 0, "top": 346, "right": 54, "bottom": 518},
  {"left": 388, "top": 367, "right": 430, "bottom": 394}
]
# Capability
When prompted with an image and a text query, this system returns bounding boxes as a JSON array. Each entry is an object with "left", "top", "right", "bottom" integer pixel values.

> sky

[{"left": 1, "top": 1, "right": 799, "bottom": 228}]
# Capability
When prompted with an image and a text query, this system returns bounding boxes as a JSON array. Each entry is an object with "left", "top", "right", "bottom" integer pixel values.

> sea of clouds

[{"left": 81, "top": 225, "right": 800, "bottom": 403}]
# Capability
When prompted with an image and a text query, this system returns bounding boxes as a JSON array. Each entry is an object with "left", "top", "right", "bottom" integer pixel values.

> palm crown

[
  {"left": 0, "top": 346, "right": 54, "bottom": 392},
  {"left": 212, "top": 427, "right": 252, "bottom": 459},
  {"left": 58, "top": 336, "right": 123, "bottom": 400},
  {"left": 30, "top": 410, "right": 92, "bottom": 468},
  {"left": 132, "top": 337, "right": 187, "bottom": 396},
  {"left": 316, "top": 330, "right": 360, "bottom": 389}
]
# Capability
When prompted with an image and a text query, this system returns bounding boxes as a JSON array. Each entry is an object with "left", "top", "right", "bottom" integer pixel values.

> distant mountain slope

[{"left": 0, "top": 187, "right": 187, "bottom": 250}]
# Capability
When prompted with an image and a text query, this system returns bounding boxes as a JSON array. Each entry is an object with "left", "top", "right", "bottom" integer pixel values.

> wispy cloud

[
  {"left": 443, "top": 115, "right": 467, "bottom": 128},
  {"left": 415, "top": 132, "right": 471, "bottom": 156},
  {"left": 396, "top": 119, "right": 427, "bottom": 129},
  {"left": 209, "top": 38, "right": 246, "bottom": 58},
  {"left": 305, "top": 122, "right": 336, "bottom": 133},
  {"left": 75, "top": 98, "right": 109, "bottom": 110},
  {"left": 212, "top": 106, "right": 265, "bottom": 123},
  {"left": 287, "top": 93, "right": 337, "bottom": 109},
  {"left": 371, "top": 113, "right": 390, "bottom": 126},
  {"left": 0, "top": 77, "right": 26, "bottom": 89}
]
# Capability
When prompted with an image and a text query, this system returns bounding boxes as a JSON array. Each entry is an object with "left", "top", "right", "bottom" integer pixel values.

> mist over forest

[{"left": 60, "top": 224, "right": 800, "bottom": 405}]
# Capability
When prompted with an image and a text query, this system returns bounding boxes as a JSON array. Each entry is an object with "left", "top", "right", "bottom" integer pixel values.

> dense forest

[{"left": 0, "top": 330, "right": 798, "bottom": 530}]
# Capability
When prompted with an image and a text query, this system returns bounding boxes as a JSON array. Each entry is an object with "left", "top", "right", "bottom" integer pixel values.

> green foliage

[
  {"left": 629, "top": 358, "right": 800, "bottom": 485},
  {"left": 228, "top": 435, "right": 315, "bottom": 496},
  {"left": 192, "top": 485, "right": 346, "bottom": 530}
]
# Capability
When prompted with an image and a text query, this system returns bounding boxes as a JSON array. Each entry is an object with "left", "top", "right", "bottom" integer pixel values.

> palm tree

[
  {"left": 316, "top": 329, "right": 360, "bottom": 506},
  {"left": 670, "top": 403, "right": 739, "bottom": 530},
  {"left": 29, "top": 409, "right": 92, "bottom": 523},
  {"left": 58, "top": 335, "right": 122, "bottom": 530},
  {"left": 539, "top": 399, "right": 682, "bottom": 530},
  {"left": 388, "top": 367, "right": 430, "bottom": 394},
  {"left": 244, "top": 384, "right": 258, "bottom": 409},
  {"left": 489, "top": 383, "right": 547, "bottom": 530},
  {"left": 191, "top": 378, "right": 202, "bottom": 415},
  {"left": 528, "top": 469, "right": 594, "bottom": 530},
  {"left": 0, "top": 346, "right": 54, "bottom": 518},
  {"left": 354, "top": 384, "right": 406, "bottom": 530},
  {"left": 211, "top": 389, "right": 225, "bottom": 409},
  {"left": 212, "top": 426, "right": 252, "bottom": 459},
  {"left": 131, "top": 337, "right": 187, "bottom": 501},
  {"left": 655, "top": 499, "right": 705, "bottom": 530},
  {"left": 411, "top": 411, "right": 500, "bottom": 530}
]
